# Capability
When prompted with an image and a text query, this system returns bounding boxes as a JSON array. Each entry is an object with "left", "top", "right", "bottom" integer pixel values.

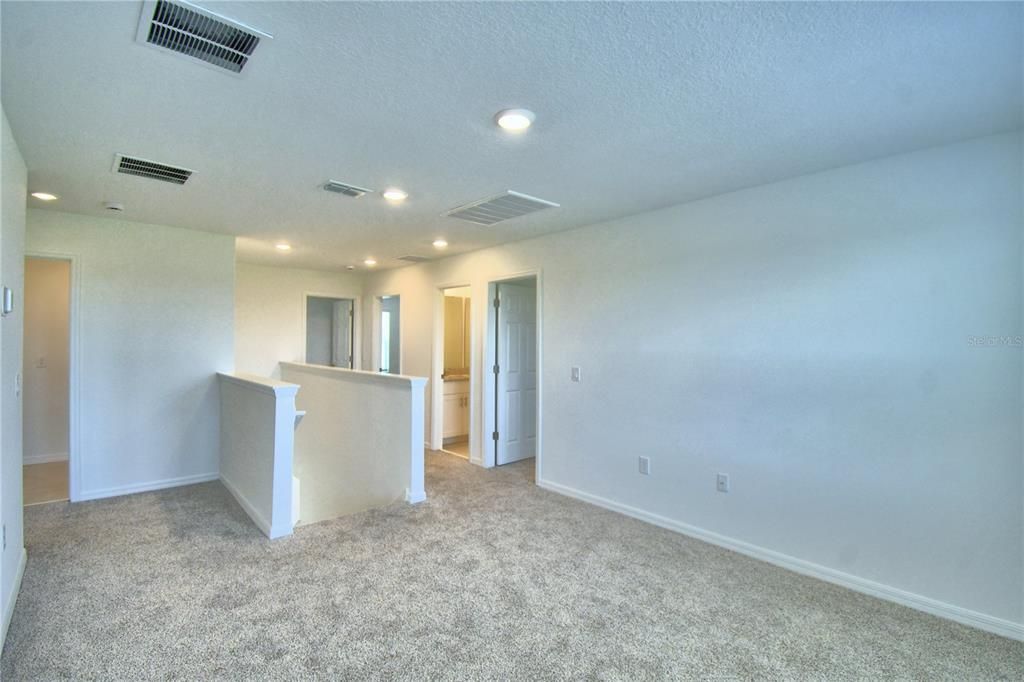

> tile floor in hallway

[{"left": 22, "top": 461, "right": 68, "bottom": 506}]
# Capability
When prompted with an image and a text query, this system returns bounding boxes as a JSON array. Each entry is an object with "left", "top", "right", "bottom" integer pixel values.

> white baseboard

[
  {"left": 77, "top": 472, "right": 219, "bottom": 502},
  {"left": 406, "top": 488, "right": 427, "bottom": 504},
  {"left": 219, "top": 475, "right": 291, "bottom": 539},
  {"left": 536, "top": 478, "right": 1024, "bottom": 642},
  {"left": 23, "top": 452, "right": 68, "bottom": 465},
  {"left": 1, "top": 548, "right": 27, "bottom": 652}
]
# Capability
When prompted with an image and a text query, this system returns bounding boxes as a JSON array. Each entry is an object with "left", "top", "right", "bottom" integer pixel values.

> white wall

[
  {"left": 23, "top": 257, "right": 69, "bottom": 463},
  {"left": 27, "top": 209, "right": 235, "bottom": 500},
  {"left": 235, "top": 263, "right": 362, "bottom": 377},
  {"left": 362, "top": 133, "right": 1023, "bottom": 635},
  {"left": 281, "top": 362, "right": 426, "bottom": 524},
  {"left": 1, "top": 108, "right": 27, "bottom": 649},
  {"left": 218, "top": 373, "right": 298, "bottom": 539}
]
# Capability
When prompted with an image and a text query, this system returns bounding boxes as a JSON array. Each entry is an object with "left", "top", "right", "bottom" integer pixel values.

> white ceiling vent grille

[
  {"left": 113, "top": 154, "right": 193, "bottom": 185},
  {"left": 323, "top": 180, "right": 373, "bottom": 198},
  {"left": 398, "top": 255, "right": 432, "bottom": 263},
  {"left": 445, "top": 191, "right": 560, "bottom": 225},
  {"left": 136, "top": 0, "right": 271, "bottom": 75}
]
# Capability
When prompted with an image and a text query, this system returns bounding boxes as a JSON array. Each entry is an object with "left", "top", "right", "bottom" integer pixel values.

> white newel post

[
  {"left": 406, "top": 377, "right": 428, "bottom": 504},
  {"left": 218, "top": 373, "right": 300, "bottom": 540}
]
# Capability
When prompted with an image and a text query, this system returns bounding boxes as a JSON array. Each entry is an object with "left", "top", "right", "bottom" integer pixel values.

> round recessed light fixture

[
  {"left": 31, "top": 192, "right": 58, "bottom": 201},
  {"left": 495, "top": 108, "right": 535, "bottom": 132},
  {"left": 382, "top": 188, "right": 408, "bottom": 203},
  {"left": 364, "top": 258, "right": 378, "bottom": 267},
  {"left": 274, "top": 243, "right": 292, "bottom": 252},
  {"left": 345, "top": 265, "right": 355, "bottom": 271},
  {"left": 432, "top": 238, "right": 448, "bottom": 249}
]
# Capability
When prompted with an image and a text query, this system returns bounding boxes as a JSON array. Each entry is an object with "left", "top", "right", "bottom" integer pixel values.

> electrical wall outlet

[
  {"left": 638, "top": 456, "right": 651, "bottom": 475},
  {"left": 716, "top": 473, "right": 730, "bottom": 493},
  {"left": 571, "top": 366, "right": 581, "bottom": 383}
]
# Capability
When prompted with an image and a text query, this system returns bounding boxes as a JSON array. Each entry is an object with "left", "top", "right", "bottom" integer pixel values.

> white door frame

[
  {"left": 299, "top": 292, "right": 361, "bottom": 369},
  {"left": 370, "top": 293, "right": 403, "bottom": 374},
  {"left": 483, "top": 270, "right": 542, "bottom": 475},
  {"left": 429, "top": 281, "right": 472, "bottom": 455},
  {"left": 25, "top": 251, "right": 81, "bottom": 502}
]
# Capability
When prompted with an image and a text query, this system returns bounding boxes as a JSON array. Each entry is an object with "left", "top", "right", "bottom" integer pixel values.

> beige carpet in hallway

[{"left": 2, "top": 451, "right": 1020, "bottom": 679}]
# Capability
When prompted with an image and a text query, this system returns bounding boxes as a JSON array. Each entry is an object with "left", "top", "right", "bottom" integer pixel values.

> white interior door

[
  {"left": 307, "top": 296, "right": 353, "bottom": 368},
  {"left": 331, "top": 299, "right": 353, "bottom": 368},
  {"left": 495, "top": 282, "right": 536, "bottom": 465}
]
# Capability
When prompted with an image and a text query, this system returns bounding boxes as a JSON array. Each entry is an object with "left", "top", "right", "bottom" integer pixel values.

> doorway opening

[
  {"left": 440, "top": 286, "right": 471, "bottom": 458},
  {"left": 377, "top": 295, "right": 401, "bottom": 374},
  {"left": 486, "top": 276, "right": 539, "bottom": 472},
  {"left": 23, "top": 256, "right": 71, "bottom": 505},
  {"left": 304, "top": 296, "right": 354, "bottom": 368}
]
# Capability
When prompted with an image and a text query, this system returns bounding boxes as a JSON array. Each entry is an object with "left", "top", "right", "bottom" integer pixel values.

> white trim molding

[
  {"left": 22, "top": 452, "right": 68, "bottom": 465},
  {"left": 1, "top": 548, "right": 28, "bottom": 651},
  {"left": 537, "top": 478, "right": 1024, "bottom": 642},
  {"left": 77, "top": 472, "right": 219, "bottom": 502}
]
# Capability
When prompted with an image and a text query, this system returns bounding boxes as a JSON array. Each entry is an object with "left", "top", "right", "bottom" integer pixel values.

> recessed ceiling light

[
  {"left": 495, "top": 108, "right": 535, "bottom": 132},
  {"left": 274, "top": 243, "right": 292, "bottom": 251},
  {"left": 345, "top": 265, "right": 355, "bottom": 271},
  {"left": 31, "top": 192, "right": 58, "bottom": 201},
  {"left": 364, "top": 258, "right": 377, "bottom": 267},
  {"left": 382, "top": 188, "right": 408, "bottom": 202},
  {"left": 432, "top": 238, "right": 448, "bottom": 249}
]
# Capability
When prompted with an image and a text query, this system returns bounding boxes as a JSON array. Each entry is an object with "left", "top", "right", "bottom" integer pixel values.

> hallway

[
  {"left": 22, "top": 461, "right": 68, "bottom": 506},
  {"left": 1, "top": 451, "right": 1017, "bottom": 679}
]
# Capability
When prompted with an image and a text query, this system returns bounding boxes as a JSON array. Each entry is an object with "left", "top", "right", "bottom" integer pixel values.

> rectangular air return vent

[
  {"left": 323, "top": 180, "right": 373, "bottom": 198},
  {"left": 398, "top": 255, "right": 432, "bottom": 263},
  {"left": 136, "top": 0, "right": 271, "bottom": 75},
  {"left": 445, "top": 190, "right": 560, "bottom": 225},
  {"left": 113, "top": 154, "right": 193, "bottom": 185}
]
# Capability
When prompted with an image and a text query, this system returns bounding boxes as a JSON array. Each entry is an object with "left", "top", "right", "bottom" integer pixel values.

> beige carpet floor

[{"left": 2, "top": 451, "right": 1020, "bottom": 679}]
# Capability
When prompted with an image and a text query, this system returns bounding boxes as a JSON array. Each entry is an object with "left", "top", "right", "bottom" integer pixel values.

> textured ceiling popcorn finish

[{"left": 1, "top": 1, "right": 1020, "bottom": 270}]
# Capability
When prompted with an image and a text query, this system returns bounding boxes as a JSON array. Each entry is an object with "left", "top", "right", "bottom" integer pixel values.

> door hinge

[
  {"left": 493, "top": 296, "right": 500, "bottom": 308},
  {"left": 492, "top": 364, "right": 499, "bottom": 374},
  {"left": 492, "top": 431, "right": 499, "bottom": 441}
]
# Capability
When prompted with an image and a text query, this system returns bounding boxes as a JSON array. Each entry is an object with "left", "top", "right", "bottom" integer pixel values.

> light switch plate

[{"left": 571, "top": 367, "right": 581, "bottom": 383}]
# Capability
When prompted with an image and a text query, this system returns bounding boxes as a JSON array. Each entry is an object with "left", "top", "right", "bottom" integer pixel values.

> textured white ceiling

[{"left": 2, "top": 1, "right": 1021, "bottom": 271}]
